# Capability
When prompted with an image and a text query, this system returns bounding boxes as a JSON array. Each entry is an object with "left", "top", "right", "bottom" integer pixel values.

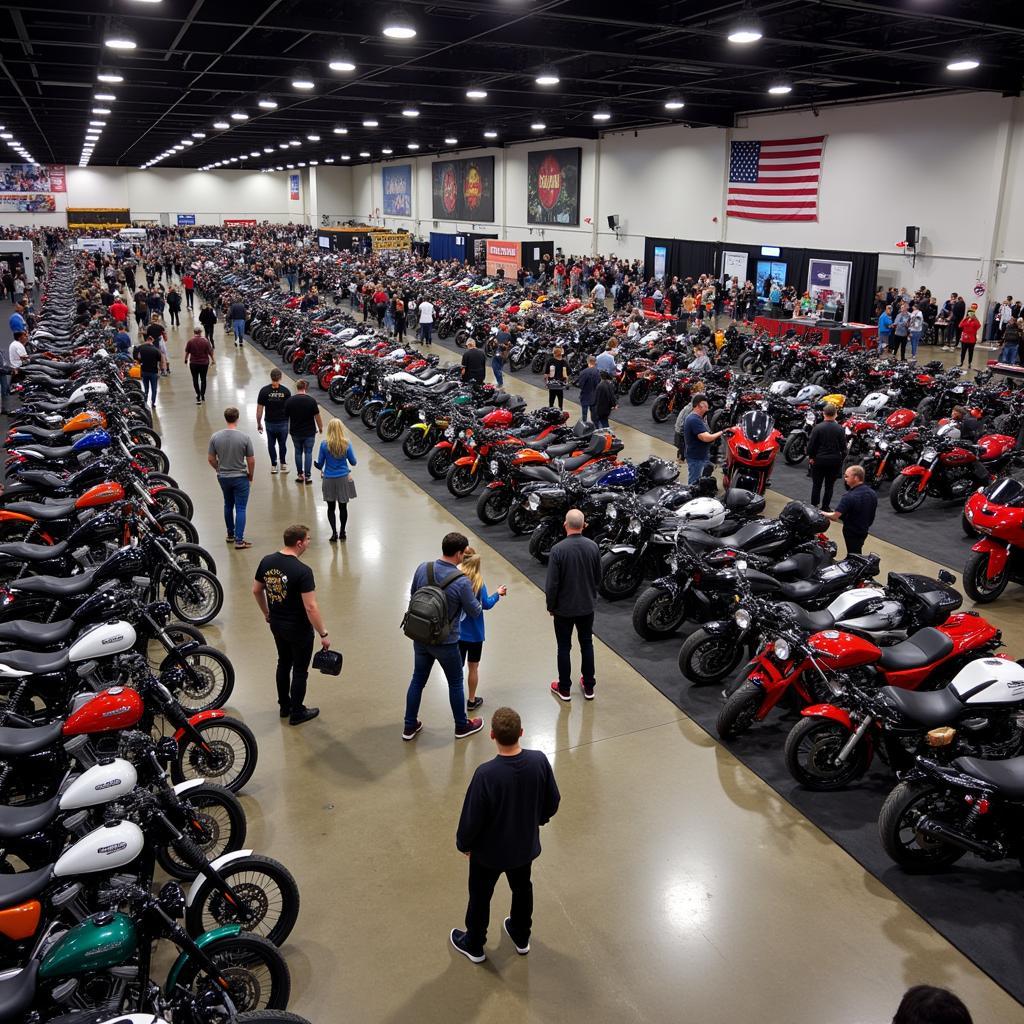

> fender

[
  {"left": 172, "top": 778, "right": 207, "bottom": 796},
  {"left": 185, "top": 848, "right": 255, "bottom": 907},
  {"left": 972, "top": 537, "right": 1011, "bottom": 580},
  {"left": 800, "top": 703, "right": 854, "bottom": 729},
  {"left": 165, "top": 922, "right": 243, "bottom": 992},
  {"left": 485, "top": 480, "right": 505, "bottom": 491},
  {"left": 900, "top": 464, "right": 932, "bottom": 490},
  {"left": 453, "top": 455, "right": 477, "bottom": 468},
  {"left": 608, "top": 545, "right": 638, "bottom": 556},
  {"left": 0, "top": 511, "right": 38, "bottom": 525},
  {"left": 646, "top": 576, "right": 683, "bottom": 601},
  {"left": 173, "top": 708, "right": 225, "bottom": 742},
  {"left": 408, "top": 422, "right": 431, "bottom": 435},
  {"left": 433, "top": 440, "right": 454, "bottom": 452}
]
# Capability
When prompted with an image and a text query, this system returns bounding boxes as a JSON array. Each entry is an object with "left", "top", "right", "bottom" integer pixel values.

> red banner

[
  {"left": 485, "top": 240, "right": 521, "bottom": 278},
  {"left": 47, "top": 165, "right": 66, "bottom": 193},
  {"left": 224, "top": 219, "right": 256, "bottom": 225}
]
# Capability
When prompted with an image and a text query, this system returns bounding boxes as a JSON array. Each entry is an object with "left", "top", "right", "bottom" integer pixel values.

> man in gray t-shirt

[{"left": 207, "top": 406, "right": 256, "bottom": 549}]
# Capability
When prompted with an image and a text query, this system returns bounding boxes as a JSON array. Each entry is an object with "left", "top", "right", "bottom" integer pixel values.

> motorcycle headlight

[
  {"left": 773, "top": 638, "right": 791, "bottom": 660},
  {"left": 607, "top": 506, "right": 618, "bottom": 519},
  {"left": 489, "top": 459, "right": 499, "bottom": 474},
  {"left": 877, "top": 439, "right": 888, "bottom": 450},
  {"left": 665, "top": 380, "right": 674, "bottom": 391},
  {"left": 628, "top": 517, "right": 641, "bottom": 532},
  {"left": 417, "top": 408, "right": 425, "bottom": 419},
  {"left": 527, "top": 493, "right": 540, "bottom": 510},
  {"left": 922, "top": 448, "right": 937, "bottom": 460},
  {"left": 458, "top": 431, "right": 466, "bottom": 439},
  {"left": 361, "top": 374, "right": 368, "bottom": 384},
  {"left": 805, "top": 412, "right": 815, "bottom": 425},
  {"left": 734, "top": 608, "right": 751, "bottom": 630},
  {"left": 444, "top": 426, "right": 455, "bottom": 439}
]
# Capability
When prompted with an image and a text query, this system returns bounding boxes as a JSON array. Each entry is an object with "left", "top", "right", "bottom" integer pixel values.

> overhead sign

[
  {"left": 485, "top": 240, "right": 520, "bottom": 277},
  {"left": 370, "top": 232, "right": 412, "bottom": 251},
  {"left": 177, "top": 214, "right": 196, "bottom": 226}
]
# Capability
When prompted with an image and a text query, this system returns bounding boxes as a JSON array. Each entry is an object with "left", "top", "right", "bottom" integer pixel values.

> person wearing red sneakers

[
  {"left": 450, "top": 706, "right": 560, "bottom": 964},
  {"left": 545, "top": 508, "right": 601, "bottom": 701}
]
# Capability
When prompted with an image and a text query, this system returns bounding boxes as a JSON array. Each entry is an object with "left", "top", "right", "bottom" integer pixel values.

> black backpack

[{"left": 401, "top": 563, "right": 460, "bottom": 644}]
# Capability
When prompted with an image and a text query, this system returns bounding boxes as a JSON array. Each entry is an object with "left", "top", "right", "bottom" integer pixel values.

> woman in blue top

[
  {"left": 314, "top": 419, "right": 357, "bottom": 542},
  {"left": 458, "top": 549, "right": 507, "bottom": 711}
]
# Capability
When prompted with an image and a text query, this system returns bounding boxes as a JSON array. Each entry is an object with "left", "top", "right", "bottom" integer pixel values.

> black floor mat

[{"left": 262, "top": 337, "right": 1024, "bottom": 1007}]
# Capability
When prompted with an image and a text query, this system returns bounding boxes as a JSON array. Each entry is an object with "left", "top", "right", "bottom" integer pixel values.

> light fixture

[
  {"left": 287, "top": 163, "right": 294, "bottom": 168},
  {"left": 362, "top": 119, "right": 379, "bottom": 128},
  {"left": 483, "top": 128, "right": 498, "bottom": 138},
  {"left": 727, "top": 6, "right": 763, "bottom": 44},
  {"left": 664, "top": 96, "right": 685, "bottom": 111},
  {"left": 535, "top": 66, "right": 559, "bottom": 86},
  {"left": 359, "top": 150, "right": 371, "bottom": 157},
  {"left": 97, "top": 71, "right": 124, "bottom": 83},
  {"left": 89, "top": 120, "right": 107, "bottom": 127},
  {"left": 278, "top": 143, "right": 289, "bottom": 149},
  {"left": 309, "top": 160, "right": 318, "bottom": 165},
  {"left": 91, "top": 107, "right": 111, "bottom": 115},
  {"left": 407, "top": 142, "right": 420, "bottom": 149},
  {"left": 291, "top": 68, "right": 315, "bottom": 90},
  {"left": 466, "top": 88, "right": 488, "bottom": 99},
  {"left": 173, "top": 145, "right": 184, "bottom": 151},
  {"left": 191, "top": 131, "right": 206, "bottom": 138},
  {"left": 402, "top": 107, "right": 419, "bottom": 117},
  {"left": 947, "top": 58, "right": 980, "bottom": 71},
  {"left": 328, "top": 53, "right": 357, "bottom": 72},
  {"left": 182, "top": 139, "right": 194, "bottom": 145},
  {"left": 104, "top": 31, "right": 136, "bottom": 50},
  {"left": 333, "top": 126, "right": 348, "bottom": 134},
  {"left": 289, "top": 140, "right": 301, "bottom": 147},
  {"left": 382, "top": 147, "right": 393, "bottom": 154},
  {"left": 444, "top": 135, "right": 458, "bottom": 145},
  {"left": 263, "top": 146, "right": 274, "bottom": 153},
  {"left": 530, "top": 120, "right": 546, "bottom": 131},
  {"left": 257, "top": 98, "right": 278, "bottom": 109},
  {"left": 297, "top": 161, "right": 305, "bottom": 167},
  {"left": 325, "top": 156, "right": 335, "bottom": 163},
  {"left": 230, "top": 111, "right": 249, "bottom": 121},
  {"left": 768, "top": 83, "right": 792, "bottom": 95},
  {"left": 95, "top": 93, "right": 117, "bottom": 101},
  {"left": 306, "top": 133, "right": 321, "bottom": 141},
  {"left": 341, "top": 154, "right": 351, "bottom": 160},
  {"left": 213, "top": 120, "right": 230, "bottom": 130},
  {"left": 592, "top": 107, "right": 611, "bottom": 121},
  {"left": 382, "top": 9, "right": 416, "bottom": 39},
  {"left": 0, "top": 133, "right": 13, "bottom": 140}
]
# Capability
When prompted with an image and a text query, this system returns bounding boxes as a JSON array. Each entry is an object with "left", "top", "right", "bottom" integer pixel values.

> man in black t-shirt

[
  {"left": 824, "top": 464, "right": 878, "bottom": 555},
  {"left": 133, "top": 336, "right": 166, "bottom": 408},
  {"left": 283, "top": 380, "right": 322, "bottom": 484},
  {"left": 252, "top": 523, "right": 330, "bottom": 725},
  {"left": 255, "top": 368, "right": 292, "bottom": 474},
  {"left": 460, "top": 340, "right": 487, "bottom": 386}
]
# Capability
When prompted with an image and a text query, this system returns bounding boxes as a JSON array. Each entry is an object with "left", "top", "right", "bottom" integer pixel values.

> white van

[
  {"left": 187, "top": 238, "right": 223, "bottom": 248},
  {"left": 117, "top": 228, "right": 148, "bottom": 240}
]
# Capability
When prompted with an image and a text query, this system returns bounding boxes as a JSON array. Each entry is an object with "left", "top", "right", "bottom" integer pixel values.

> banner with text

[
  {"left": 370, "top": 232, "right": 412, "bottom": 251},
  {"left": 0, "top": 164, "right": 66, "bottom": 193},
  {"left": 381, "top": 165, "right": 412, "bottom": 216},
  {"left": 177, "top": 214, "right": 196, "bottom": 226},
  {"left": 485, "top": 240, "right": 521, "bottom": 278},
  {"left": 288, "top": 174, "right": 300, "bottom": 201},
  {"left": 526, "top": 147, "right": 581, "bottom": 225},
  {"left": 0, "top": 194, "right": 56, "bottom": 212},
  {"left": 431, "top": 156, "right": 495, "bottom": 222}
]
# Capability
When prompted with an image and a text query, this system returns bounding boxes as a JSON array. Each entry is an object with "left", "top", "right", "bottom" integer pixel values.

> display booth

[
  {"left": 482, "top": 239, "right": 554, "bottom": 278},
  {"left": 317, "top": 226, "right": 411, "bottom": 254}
]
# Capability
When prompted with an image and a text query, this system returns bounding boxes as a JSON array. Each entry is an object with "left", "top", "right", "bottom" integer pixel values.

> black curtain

[{"left": 644, "top": 237, "right": 720, "bottom": 284}]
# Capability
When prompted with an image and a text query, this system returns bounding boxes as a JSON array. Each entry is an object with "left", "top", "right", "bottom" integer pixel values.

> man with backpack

[{"left": 402, "top": 532, "right": 484, "bottom": 741}]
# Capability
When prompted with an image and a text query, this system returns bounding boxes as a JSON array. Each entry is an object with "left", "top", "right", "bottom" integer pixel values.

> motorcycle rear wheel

[
  {"left": 783, "top": 717, "right": 870, "bottom": 791},
  {"left": 878, "top": 780, "right": 966, "bottom": 870},
  {"left": 173, "top": 931, "right": 290, "bottom": 1012},
  {"left": 716, "top": 679, "right": 766, "bottom": 739},
  {"left": 677, "top": 628, "right": 746, "bottom": 684}
]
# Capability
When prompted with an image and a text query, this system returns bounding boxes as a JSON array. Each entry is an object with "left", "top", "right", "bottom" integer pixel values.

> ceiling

[{"left": 0, "top": 0, "right": 1021, "bottom": 171}]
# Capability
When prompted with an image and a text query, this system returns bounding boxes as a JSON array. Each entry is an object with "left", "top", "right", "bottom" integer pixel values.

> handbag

[{"left": 312, "top": 648, "right": 343, "bottom": 676}]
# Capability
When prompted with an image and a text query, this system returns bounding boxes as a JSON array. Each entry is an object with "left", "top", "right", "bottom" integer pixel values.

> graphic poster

[
  {"left": 382, "top": 165, "right": 412, "bottom": 216},
  {"left": 0, "top": 164, "right": 65, "bottom": 193},
  {"left": 485, "top": 241, "right": 520, "bottom": 278},
  {"left": 807, "top": 259, "right": 852, "bottom": 309},
  {"left": 47, "top": 165, "right": 66, "bottom": 192},
  {"left": 0, "top": 193, "right": 55, "bottom": 212},
  {"left": 288, "top": 174, "right": 300, "bottom": 201},
  {"left": 527, "top": 147, "right": 581, "bottom": 225},
  {"left": 431, "top": 156, "right": 494, "bottom": 222}
]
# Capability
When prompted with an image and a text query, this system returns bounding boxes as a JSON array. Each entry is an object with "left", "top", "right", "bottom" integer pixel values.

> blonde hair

[
  {"left": 460, "top": 548, "right": 483, "bottom": 594},
  {"left": 326, "top": 418, "right": 349, "bottom": 457}
]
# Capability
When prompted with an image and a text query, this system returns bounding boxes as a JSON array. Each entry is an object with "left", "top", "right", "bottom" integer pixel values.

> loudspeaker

[
  {"left": 607, "top": 214, "right": 620, "bottom": 230},
  {"left": 905, "top": 225, "right": 920, "bottom": 247}
]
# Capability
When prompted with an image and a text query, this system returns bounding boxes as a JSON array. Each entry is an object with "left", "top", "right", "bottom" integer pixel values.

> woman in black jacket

[{"left": 593, "top": 372, "right": 618, "bottom": 429}]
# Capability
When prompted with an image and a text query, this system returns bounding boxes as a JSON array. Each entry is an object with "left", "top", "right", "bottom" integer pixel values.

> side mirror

[{"left": 938, "top": 569, "right": 956, "bottom": 585}]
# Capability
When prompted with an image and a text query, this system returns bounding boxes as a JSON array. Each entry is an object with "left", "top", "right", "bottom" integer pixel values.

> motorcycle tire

[
  {"left": 599, "top": 551, "right": 644, "bottom": 600},
  {"left": 454, "top": 330, "right": 469, "bottom": 348},
  {"left": 677, "top": 628, "right": 746, "bottom": 684},
  {"left": 376, "top": 412, "right": 405, "bottom": 443},
  {"left": 628, "top": 379, "right": 650, "bottom": 406},
  {"left": 343, "top": 391, "right": 365, "bottom": 418},
  {"left": 890, "top": 475, "right": 928, "bottom": 514},
  {"left": 783, "top": 717, "right": 870, "bottom": 791},
  {"left": 173, "top": 931, "right": 290, "bottom": 1012},
  {"left": 361, "top": 402, "right": 382, "bottom": 430},
  {"left": 530, "top": 353, "right": 547, "bottom": 374},
  {"left": 716, "top": 679, "right": 766, "bottom": 739},
  {"left": 810, "top": 370, "right": 828, "bottom": 386},
  {"left": 155, "top": 783, "right": 246, "bottom": 879},
  {"left": 146, "top": 621, "right": 206, "bottom": 670},
  {"left": 329, "top": 377, "right": 348, "bottom": 403},
  {"left": 426, "top": 445, "right": 453, "bottom": 480},
  {"left": 708, "top": 409, "right": 728, "bottom": 433},
  {"left": 651, "top": 395, "right": 672, "bottom": 423},
  {"left": 528, "top": 522, "right": 561, "bottom": 564},
  {"left": 167, "top": 567, "right": 224, "bottom": 625},
  {"left": 281, "top": 344, "right": 298, "bottom": 364},
  {"left": 171, "top": 542, "right": 217, "bottom": 575},
  {"left": 172, "top": 715, "right": 258, "bottom": 793},
  {"left": 152, "top": 486, "right": 195, "bottom": 520},
  {"left": 484, "top": 337, "right": 498, "bottom": 357},
  {"left": 737, "top": 353, "right": 757, "bottom": 373},
  {"left": 476, "top": 488, "right": 511, "bottom": 525},
  {"left": 510, "top": 351, "right": 526, "bottom": 371},
  {"left": 186, "top": 853, "right": 300, "bottom": 948},
  {"left": 297, "top": 353, "right": 315, "bottom": 375},
  {"left": 916, "top": 396, "right": 935, "bottom": 423},
  {"left": 163, "top": 643, "right": 235, "bottom": 712},
  {"left": 878, "top": 780, "right": 966, "bottom": 870},
  {"left": 234, "top": 1014, "right": 312, "bottom": 1024},
  {"left": 446, "top": 463, "right": 481, "bottom": 498},
  {"left": 631, "top": 586, "right": 687, "bottom": 640},
  {"left": 963, "top": 549, "right": 1009, "bottom": 603},
  {"left": 147, "top": 472, "right": 180, "bottom": 489},
  {"left": 402, "top": 429, "right": 433, "bottom": 460},
  {"left": 133, "top": 444, "right": 171, "bottom": 474},
  {"left": 507, "top": 504, "right": 532, "bottom": 536},
  {"left": 157, "top": 512, "right": 200, "bottom": 545},
  {"left": 128, "top": 426, "right": 162, "bottom": 448},
  {"left": 782, "top": 432, "right": 808, "bottom": 465},
  {"left": 317, "top": 370, "right": 333, "bottom": 391}
]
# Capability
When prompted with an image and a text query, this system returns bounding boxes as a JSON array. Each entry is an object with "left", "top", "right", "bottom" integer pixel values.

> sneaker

[
  {"left": 550, "top": 681, "right": 571, "bottom": 702},
  {"left": 503, "top": 917, "right": 530, "bottom": 955},
  {"left": 450, "top": 929, "right": 485, "bottom": 964},
  {"left": 289, "top": 706, "right": 319, "bottom": 726},
  {"left": 454, "top": 717, "right": 484, "bottom": 739},
  {"left": 579, "top": 676, "right": 596, "bottom": 700},
  {"left": 271, "top": 464, "right": 279, "bottom": 474},
  {"left": 295, "top": 474, "right": 305, "bottom": 484},
  {"left": 304, "top": 476, "right": 313, "bottom": 485},
  {"left": 402, "top": 720, "right": 423, "bottom": 741},
  {"left": 467, "top": 696, "right": 484, "bottom": 711},
  {"left": 196, "top": 396, "right": 202, "bottom": 405},
  {"left": 280, "top": 464, "right": 288, "bottom": 474}
]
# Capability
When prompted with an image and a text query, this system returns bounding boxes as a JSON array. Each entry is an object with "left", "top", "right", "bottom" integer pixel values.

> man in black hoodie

[{"left": 451, "top": 707, "right": 560, "bottom": 964}]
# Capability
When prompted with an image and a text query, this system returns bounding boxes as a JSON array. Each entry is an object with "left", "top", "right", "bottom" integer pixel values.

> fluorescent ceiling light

[
  {"left": 362, "top": 119, "right": 379, "bottom": 128},
  {"left": 407, "top": 142, "right": 420, "bottom": 149},
  {"left": 173, "top": 145, "right": 184, "bottom": 150},
  {"left": 258, "top": 98, "right": 279, "bottom": 109},
  {"left": 535, "top": 67, "right": 559, "bottom": 86},
  {"left": 230, "top": 111, "right": 249, "bottom": 121},
  {"left": 333, "top": 126, "right": 348, "bottom": 135},
  {"left": 213, "top": 121, "right": 230, "bottom": 129},
  {"left": 947, "top": 58, "right": 980, "bottom": 71},
  {"left": 278, "top": 143, "right": 289, "bottom": 149},
  {"left": 466, "top": 88, "right": 488, "bottom": 99},
  {"left": 592, "top": 108, "right": 612, "bottom": 121},
  {"left": 182, "top": 139, "right": 194, "bottom": 145},
  {"left": 291, "top": 69, "right": 315, "bottom": 90},
  {"left": 341, "top": 154, "right": 351, "bottom": 160},
  {"left": 329, "top": 55, "right": 357, "bottom": 72},
  {"left": 98, "top": 71, "right": 124, "bottom": 83},
  {"left": 309, "top": 160, "right": 318, "bottom": 165},
  {"left": 263, "top": 147, "right": 274, "bottom": 153},
  {"left": 359, "top": 151, "right": 371, "bottom": 157},
  {"left": 0, "top": 133, "right": 12, "bottom": 140},
  {"left": 92, "top": 107, "right": 111, "bottom": 115},
  {"left": 382, "top": 147, "right": 393, "bottom": 154},
  {"left": 95, "top": 93, "right": 117, "bottom": 101},
  {"left": 444, "top": 136, "right": 458, "bottom": 144},
  {"left": 768, "top": 83, "right": 792, "bottom": 95},
  {"left": 530, "top": 120, "right": 546, "bottom": 131},
  {"left": 664, "top": 97, "right": 685, "bottom": 110},
  {"left": 191, "top": 132, "right": 206, "bottom": 138},
  {"left": 383, "top": 11, "right": 416, "bottom": 39},
  {"left": 289, "top": 140, "right": 301, "bottom": 147},
  {"left": 104, "top": 36, "right": 136, "bottom": 50},
  {"left": 297, "top": 162, "right": 305, "bottom": 167},
  {"left": 325, "top": 157, "right": 335, "bottom": 162},
  {"left": 306, "top": 133, "right": 321, "bottom": 141},
  {"left": 250, "top": 150, "right": 260, "bottom": 156},
  {"left": 402, "top": 107, "right": 419, "bottom": 117},
  {"left": 483, "top": 129, "right": 498, "bottom": 138},
  {"left": 89, "top": 120, "right": 107, "bottom": 127}
]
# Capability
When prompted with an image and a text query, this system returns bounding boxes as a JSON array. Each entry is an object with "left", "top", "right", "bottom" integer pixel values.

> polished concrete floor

[{"left": 150, "top": 301, "right": 1024, "bottom": 1023}]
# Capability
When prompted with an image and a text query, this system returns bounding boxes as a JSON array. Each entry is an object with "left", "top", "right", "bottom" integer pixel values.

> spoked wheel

[
  {"left": 171, "top": 542, "right": 217, "bottom": 575},
  {"left": 878, "top": 780, "right": 966, "bottom": 870},
  {"left": 677, "top": 628, "right": 746, "bottom": 684},
  {"left": 376, "top": 412, "right": 405, "bottom": 442},
  {"left": 172, "top": 716, "right": 258, "bottom": 793},
  {"left": 162, "top": 644, "right": 235, "bottom": 712},
  {"left": 343, "top": 391, "right": 365, "bottom": 417},
  {"left": 151, "top": 487, "right": 195, "bottom": 520},
  {"left": 156, "top": 783, "right": 247, "bottom": 879},
  {"left": 175, "top": 932, "right": 291, "bottom": 1012},
  {"left": 361, "top": 403, "right": 383, "bottom": 430},
  {"left": 783, "top": 717, "right": 870, "bottom": 790},
  {"left": 133, "top": 444, "right": 170, "bottom": 474},
  {"left": 890, "top": 475, "right": 928, "bottom": 513},
  {"left": 166, "top": 568, "right": 224, "bottom": 625},
  {"left": 963, "top": 549, "right": 1009, "bottom": 603},
  {"left": 156, "top": 513, "right": 199, "bottom": 545}
]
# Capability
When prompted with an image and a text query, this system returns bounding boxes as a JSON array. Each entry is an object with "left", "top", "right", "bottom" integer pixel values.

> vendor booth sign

[
  {"left": 370, "top": 232, "right": 412, "bottom": 252},
  {"left": 485, "top": 241, "right": 521, "bottom": 278},
  {"left": 807, "top": 259, "right": 851, "bottom": 309}
]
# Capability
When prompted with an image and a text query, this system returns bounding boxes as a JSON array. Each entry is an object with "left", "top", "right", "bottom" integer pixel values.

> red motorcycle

[
  {"left": 962, "top": 476, "right": 1024, "bottom": 602},
  {"left": 716, "top": 611, "right": 1001, "bottom": 739},
  {"left": 722, "top": 409, "right": 781, "bottom": 495}
]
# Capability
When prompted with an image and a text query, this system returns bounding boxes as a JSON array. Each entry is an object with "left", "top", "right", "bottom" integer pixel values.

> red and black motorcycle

[
  {"left": 962, "top": 476, "right": 1024, "bottom": 602},
  {"left": 722, "top": 409, "right": 781, "bottom": 495}
]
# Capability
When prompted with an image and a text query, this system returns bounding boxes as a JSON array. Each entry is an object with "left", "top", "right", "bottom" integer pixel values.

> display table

[
  {"left": 753, "top": 315, "right": 878, "bottom": 348},
  {"left": 986, "top": 358, "right": 1024, "bottom": 379}
]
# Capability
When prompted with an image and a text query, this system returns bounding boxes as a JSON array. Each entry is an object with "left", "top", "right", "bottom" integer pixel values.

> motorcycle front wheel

[
  {"left": 173, "top": 931, "right": 290, "bottom": 1012},
  {"left": 889, "top": 475, "right": 928, "bottom": 514},
  {"left": 426, "top": 445, "right": 453, "bottom": 480},
  {"left": 152, "top": 486, "right": 195, "bottom": 520},
  {"left": 170, "top": 542, "right": 217, "bottom": 575},
  {"left": 783, "top": 717, "right": 870, "bottom": 791},
  {"left": 963, "top": 549, "right": 1009, "bottom": 603},
  {"left": 186, "top": 853, "right": 300, "bottom": 948},
  {"left": 361, "top": 402, "right": 383, "bottom": 430},
  {"left": 446, "top": 464, "right": 481, "bottom": 498},
  {"left": 507, "top": 504, "right": 533, "bottom": 536},
  {"left": 628, "top": 379, "right": 649, "bottom": 405},
  {"left": 157, "top": 513, "right": 199, "bottom": 545},
  {"left": 402, "top": 428, "right": 433, "bottom": 459},
  {"left": 677, "top": 628, "right": 746, "bottom": 684},
  {"left": 162, "top": 644, "right": 235, "bottom": 712},
  {"left": 878, "top": 780, "right": 966, "bottom": 870},
  {"left": 528, "top": 522, "right": 561, "bottom": 564},
  {"left": 156, "top": 783, "right": 247, "bottom": 879},
  {"left": 651, "top": 395, "right": 672, "bottom": 423},
  {"left": 172, "top": 716, "right": 258, "bottom": 793},
  {"left": 782, "top": 432, "right": 808, "bottom": 465},
  {"left": 716, "top": 679, "right": 766, "bottom": 739},
  {"left": 476, "top": 488, "right": 511, "bottom": 525},
  {"left": 376, "top": 411, "right": 404, "bottom": 443},
  {"left": 166, "top": 568, "right": 224, "bottom": 625},
  {"left": 631, "top": 586, "right": 686, "bottom": 640},
  {"left": 599, "top": 551, "right": 644, "bottom": 600},
  {"left": 343, "top": 391, "right": 365, "bottom": 417},
  {"left": 133, "top": 444, "right": 170, "bottom": 474}
]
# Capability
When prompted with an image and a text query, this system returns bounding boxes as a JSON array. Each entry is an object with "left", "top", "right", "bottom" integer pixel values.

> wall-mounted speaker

[
  {"left": 607, "top": 214, "right": 620, "bottom": 230},
  {"left": 905, "top": 225, "right": 920, "bottom": 247}
]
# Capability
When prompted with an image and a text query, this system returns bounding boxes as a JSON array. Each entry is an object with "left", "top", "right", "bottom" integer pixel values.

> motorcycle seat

[
  {"left": 517, "top": 466, "right": 559, "bottom": 483},
  {"left": 0, "top": 721, "right": 65, "bottom": 757},
  {"left": 540, "top": 440, "right": 580, "bottom": 457},
  {"left": 877, "top": 627, "right": 954, "bottom": 671},
  {"left": 952, "top": 755, "right": 1024, "bottom": 799},
  {"left": 0, "top": 958, "right": 39, "bottom": 1020},
  {"left": 425, "top": 380, "right": 459, "bottom": 395},
  {"left": 4, "top": 470, "right": 68, "bottom": 488},
  {"left": 879, "top": 685, "right": 964, "bottom": 729},
  {"left": 8, "top": 426, "right": 65, "bottom": 440},
  {"left": 777, "top": 579, "right": 826, "bottom": 602},
  {"left": 777, "top": 602, "right": 835, "bottom": 632},
  {"left": 0, "top": 866, "right": 52, "bottom": 909},
  {"left": 12, "top": 569, "right": 97, "bottom": 598},
  {"left": 28, "top": 399, "right": 72, "bottom": 413},
  {"left": 0, "top": 617, "right": 76, "bottom": 646},
  {"left": 3, "top": 498, "right": 78, "bottom": 520},
  {"left": 555, "top": 453, "right": 594, "bottom": 472},
  {"left": 11, "top": 444, "right": 78, "bottom": 460},
  {"left": 0, "top": 796, "right": 60, "bottom": 839},
  {"left": 639, "top": 485, "right": 676, "bottom": 508},
  {"left": 0, "top": 647, "right": 71, "bottom": 675},
  {"left": 0, "top": 540, "right": 70, "bottom": 563}
]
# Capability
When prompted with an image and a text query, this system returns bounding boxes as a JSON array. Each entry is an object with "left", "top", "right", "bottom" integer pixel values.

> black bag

[
  {"left": 312, "top": 648, "right": 343, "bottom": 676},
  {"left": 401, "top": 563, "right": 461, "bottom": 644}
]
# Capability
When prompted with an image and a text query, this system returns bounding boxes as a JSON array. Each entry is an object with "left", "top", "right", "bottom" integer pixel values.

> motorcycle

[
  {"left": 721, "top": 409, "right": 781, "bottom": 495},
  {"left": 962, "top": 476, "right": 1024, "bottom": 602}
]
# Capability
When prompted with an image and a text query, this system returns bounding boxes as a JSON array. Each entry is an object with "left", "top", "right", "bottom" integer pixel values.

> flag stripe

[
  {"left": 755, "top": 161, "right": 821, "bottom": 172},
  {"left": 728, "top": 211, "right": 819, "bottom": 221},
  {"left": 727, "top": 135, "right": 825, "bottom": 221},
  {"left": 727, "top": 200, "right": 818, "bottom": 209},
  {"left": 760, "top": 136, "right": 825, "bottom": 147},
  {"left": 754, "top": 148, "right": 822, "bottom": 159},
  {"left": 728, "top": 187, "right": 817, "bottom": 196}
]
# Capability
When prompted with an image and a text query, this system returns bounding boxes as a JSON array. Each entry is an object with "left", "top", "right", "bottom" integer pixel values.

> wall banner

[
  {"left": 47, "top": 165, "right": 66, "bottom": 193},
  {"left": 485, "top": 240, "right": 520, "bottom": 277},
  {"left": 224, "top": 218, "right": 257, "bottom": 225},
  {"left": 431, "top": 156, "right": 495, "bottom": 222},
  {"left": 177, "top": 214, "right": 196, "bottom": 226},
  {"left": 526, "top": 147, "right": 581, "bottom": 225},
  {"left": 288, "top": 174, "right": 300, "bottom": 201},
  {"left": 721, "top": 250, "right": 749, "bottom": 284},
  {"left": 382, "top": 165, "right": 412, "bottom": 216},
  {"left": 370, "top": 232, "right": 412, "bottom": 251},
  {"left": 0, "top": 194, "right": 55, "bottom": 212},
  {"left": 0, "top": 164, "right": 65, "bottom": 193}
]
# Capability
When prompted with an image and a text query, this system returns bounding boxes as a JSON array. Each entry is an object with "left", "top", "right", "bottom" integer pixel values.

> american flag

[{"left": 726, "top": 136, "right": 826, "bottom": 221}]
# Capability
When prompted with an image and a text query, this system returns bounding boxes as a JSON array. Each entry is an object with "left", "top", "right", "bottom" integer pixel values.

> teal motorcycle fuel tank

[{"left": 39, "top": 912, "right": 137, "bottom": 978}]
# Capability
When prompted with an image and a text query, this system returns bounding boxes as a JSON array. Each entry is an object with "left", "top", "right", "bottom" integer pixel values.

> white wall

[{"left": 309, "top": 165, "right": 353, "bottom": 225}]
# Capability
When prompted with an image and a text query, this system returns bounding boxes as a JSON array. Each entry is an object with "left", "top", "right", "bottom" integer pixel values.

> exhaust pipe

[{"left": 917, "top": 816, "right": 1004, "bottom": 861}]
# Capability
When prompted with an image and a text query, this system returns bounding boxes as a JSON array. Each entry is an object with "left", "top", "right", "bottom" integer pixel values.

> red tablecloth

[{"left": 753, "top": 316, "right": 878, "bottom": 348}]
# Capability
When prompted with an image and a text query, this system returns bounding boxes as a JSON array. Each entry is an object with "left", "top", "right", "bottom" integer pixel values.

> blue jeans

[
  {"left": 404, "top": 641, "right": 468, "bottom": 729},
  {"left": 580, "top": 403, "right": 594, "bottom": 422},
  {"left": 286, "top": 273, "right": 296, "bottom": 293},
  {"left": 219, "top": 476, "right": 250, "bottom": 541},
  {"left": 141, "top": 371, "right": 159, "bottom": 404},
  {"left": 877, "top": 332, "right": 890, "bottom": 353},
  {"left": 232, "top": 318, "right": 246, "bottom": 343},
  {"left": 491, "top": 357, "right": 504, "bottom": 387},
  {"left": 910, "top": 331, "right": 921, "bottom": 358},
  {"left": 420, "top": 323, "right": 432, "bottom": 343},
  {"left": 293, "top": 435, "right": 315, "bottom": 477},
  {"left": 0, "top": 371, "right": 10, "bottom": 412},
  {"left": 266, "top": 421, "right": 288, "bottom": 466},
  {"left": 687, "top": 457, "right": 710, "bottom": 486},
  {"left": 1001, "top": 343, "right": 1019, "bottom": 365},
  {"left": 595, "top": 415, "right": 609, "bottom": 429}
]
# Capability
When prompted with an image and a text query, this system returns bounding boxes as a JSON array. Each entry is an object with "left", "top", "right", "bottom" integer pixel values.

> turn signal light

[{"left": 926, "top": 727, "right": 956, "bottom": 747}]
